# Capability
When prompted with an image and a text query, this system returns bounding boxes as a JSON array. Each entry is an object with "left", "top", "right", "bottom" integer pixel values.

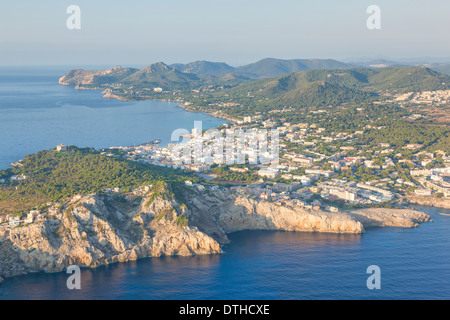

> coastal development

[
  {"left": 102, "top": 116, "right": 449, "bottom": 210},
  {"left": 1, "top": 59, "right": 449, "bottom": 282}
]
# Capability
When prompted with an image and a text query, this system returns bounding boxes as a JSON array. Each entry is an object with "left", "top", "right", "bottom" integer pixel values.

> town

[
  {"left": 93, "top": 114, "right": 449, "bottom": 215},
  {"left": 2, "top": 109, "right": 449, "bottom": 230},
  {"left": 2, "top": 82, "right": 450, "bottom": 230}
]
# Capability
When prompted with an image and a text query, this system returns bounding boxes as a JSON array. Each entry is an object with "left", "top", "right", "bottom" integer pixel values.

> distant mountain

[
  {"left": 60, "top": 62, "right": 205, "bottom": 90},
  {"left": 170, "top": 59, "right": 355, "bottom": 79},
  {"left": 119, "top": 62, "right": 203, "bottom": 89},
  {"left": 59, "top": 60, "right": 450, "bottom": 106},
  {"left": 348, "top": 59, "right": 450, "bottom": 75},
  {"left": 59, "top": 58, "right": 356, "bottom": 89},
  {"left": 233, "top": 58, "right": 355, "bottom": 79},
  {"left": 366, "top": 66, "right": 450, "bottom": 92},
  {"left": 423, "top": 63, "right": 450, "bottom": 75},
  {"left": 171, "top": 60, "right": 235, "bottom": 76},
  {"left": 59, "top": 66, "right": 139, "bottom": 86}
]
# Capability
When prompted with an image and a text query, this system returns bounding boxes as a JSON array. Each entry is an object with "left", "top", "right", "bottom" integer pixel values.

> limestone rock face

[
  {"left": 0, "top": 186, "right": 431, "bottom": 280},
  {"left": 217, "top": 196, "right": 364, "bottom": 234},
  {"left": 406, "top": 196, "right": 450, "bottom": 209},
  {"left": 182, "top": 188, "right": 431, "bottom": 241},
  {"left": 346, "top": 208, "right": 431, "bottom": 228},
  {"left": 0, "top": 193, "right": 221, "bottom": 279}
]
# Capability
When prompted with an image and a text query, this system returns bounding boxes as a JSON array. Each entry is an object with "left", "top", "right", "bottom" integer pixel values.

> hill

[
  {"left": 0, "top": 147, "right": 195, "bottom": 215},
  {"left": 271, "top": 81, "right": 375, "bottom": 108},
  {"left": 423, "top": 63, "right": 450, "bottom": 75},
  {"left": 59, "top": 61, "right": 450, "bottom": 108},
  {"left": 170, "top": 58, "right": 354, "bottom": 79},
  {"left": 212, "top": 66, "right": 450, "bottom": 110},
  {"left": 234, "top": 58, "right": 355, "bottom": 78},
  {"left": 119, "top": 62, "right": 205, "bottom": 89},
  {"left": 367, "top": 66, "right": 450, "bottom": 92},
  {"left": 171, "top": 60, "right": 235, "bottom": 76},
  {"left": 58, "top": 65, "right": 139, "bottom": 86},
  {"left": 58, "top": 58, "right": 356, "bottom": 90}
]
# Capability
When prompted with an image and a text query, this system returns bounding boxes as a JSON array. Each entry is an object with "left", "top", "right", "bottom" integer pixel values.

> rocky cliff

[
  {"left": 406, "top": 196, "right": 450, "bottom": 209},
  {"left": 0, "top": 185, "right": 431, "bottom": 280},
  {"left": 182, "top": 188, "right": 430, "bottom": 240},
  {"left": 0, "top": 191, "right": 221, "bottom": 279}
]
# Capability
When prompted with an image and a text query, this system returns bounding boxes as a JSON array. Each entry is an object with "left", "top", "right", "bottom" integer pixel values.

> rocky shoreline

[
  {"left": 1, "top": 77, "right": 437, "bottom": 282},
  {"left": 406, "top": 196, "right": 450, "bottom": 209},
  {"left": 177, "top": 104, "right": 239, "bottom": 122},
  {"left": 0, "top": 186, "right": 431, "bottom": 282}
]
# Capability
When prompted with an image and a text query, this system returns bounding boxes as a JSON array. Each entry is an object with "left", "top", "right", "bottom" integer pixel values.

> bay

[
  {"left": 0, "top": 66, "right": 225, "bottom": 170},
  {"left": 1, "top": 67, "right": 450, "bottom": 300}
]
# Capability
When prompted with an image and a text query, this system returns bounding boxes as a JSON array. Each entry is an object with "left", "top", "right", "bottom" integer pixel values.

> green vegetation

[
  {"left": 361, "top": 121, "right": 450, "bottom": 153},
  {"left": 210, "top": 165, "right": 260, "bottom": 184},
  {"left": 175, "top": 215, "right": 188, "bottom": 227},
  {"left": 181, "top": 67, "right": 450, "bottom": 120},
  {"left": 4, "top": 63, "right": 447, "bottom": 215},
  {"left": 232, "top": 58, "right": 353, "bottom": 78},
  {"left": 275, "top": 102, "right": 449, "bottom": 154},
  {"left": 0, "top": 147, "right": 197, "bottom": 215},
  {"left": 145, "top": 181, "right": 175, "bottom": 206},
  {"left": 62, "top": 63, "right": 450, "bottom": 122}
]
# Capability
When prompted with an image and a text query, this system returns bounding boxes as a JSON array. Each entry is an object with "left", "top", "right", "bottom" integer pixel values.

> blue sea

[
  {"left": 0, "top": 66, "right": 225, "bottom": 170},
  {"left": 0, "top": 206, "right": 449, "bottom": 300},
  {"left": 1, "top": 68, "right": 450, "bottom": 300}
]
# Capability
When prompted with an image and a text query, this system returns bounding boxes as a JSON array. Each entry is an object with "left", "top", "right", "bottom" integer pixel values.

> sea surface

[
  {"left": 1, "top": 67, "right": 450, "bottom": 300},
  {"left": 0, "top": 206, "right": 449, "bottom": 300},
  {"left": 0, "top": 66, "right": 225, "bottom": 170}
]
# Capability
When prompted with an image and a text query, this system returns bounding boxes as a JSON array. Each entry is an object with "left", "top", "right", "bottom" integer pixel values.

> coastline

[
  {"left": 0, "top": 188, "right": 432, "bottom": 282},
  {"left": 406, "top": 196, "right": 450, "bottom": 210},
  {"left": 1, "top": 203, "right": 447, "bottom": 300},
  {"left": 177, "top": 103, "right": 239, "bottom": 123},
  {"left": 61, "top": 82, "right": 239, "bottom": 123},
  {"left": 0, "top": 77, "right": 441, "bottom": 286}
]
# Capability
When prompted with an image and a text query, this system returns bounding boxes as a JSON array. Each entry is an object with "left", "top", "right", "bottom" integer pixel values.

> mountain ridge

[
  {"left": 59, "top": 58, "right": 357, "bottom": 87},
  {"left": 58, "top": 60, "right": 450, "bottom": 110}
]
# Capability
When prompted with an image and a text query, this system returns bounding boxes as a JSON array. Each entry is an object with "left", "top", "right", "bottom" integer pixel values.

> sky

[{"left": 0, "top": 0, "right": 449, "bottom": 67}]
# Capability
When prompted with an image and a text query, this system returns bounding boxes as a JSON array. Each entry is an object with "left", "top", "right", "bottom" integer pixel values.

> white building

[
  {"left": 258, "top": 168, "right": 280, "bottom": 179},
  {"left": 56, "top": 144, "right": 68, "bottom": 152}
]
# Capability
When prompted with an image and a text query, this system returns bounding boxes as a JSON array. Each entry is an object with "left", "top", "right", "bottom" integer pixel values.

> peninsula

[
  {"left": 0, "top": 146, "right": 433, "bottom": 281},
  {"left": 0, "top": 169, "right": 430, "bottom": 280},
  {"left": 2, "top": 57, "right": 450, "bottom": 281}
]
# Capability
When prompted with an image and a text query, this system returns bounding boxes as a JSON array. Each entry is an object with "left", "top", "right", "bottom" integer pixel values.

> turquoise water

[
  {"left": 0, "top": 206, "right": 449, "bottom": 300},
  {"left": 0, "top": 67, "right": 225, "bottom": 170}
]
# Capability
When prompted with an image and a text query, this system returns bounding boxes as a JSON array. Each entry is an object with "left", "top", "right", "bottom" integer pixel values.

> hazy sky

[{"left": 1, "top": 0, "right": 449, "bottom": 66}]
